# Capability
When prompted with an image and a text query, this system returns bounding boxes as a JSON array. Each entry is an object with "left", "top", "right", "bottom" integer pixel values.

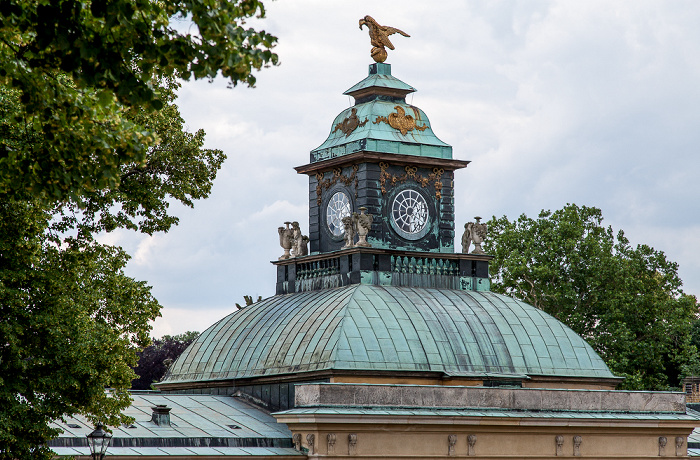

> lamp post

[{"left": 86, "top": 424, "right": 112, "bottom": 460}]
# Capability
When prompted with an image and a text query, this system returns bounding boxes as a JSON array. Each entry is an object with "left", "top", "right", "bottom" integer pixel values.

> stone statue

[
  {"left": 461, "top": 223, "right": 471, "bottom": 254},
  {"left": 290, "top": 221, "right": 309, "bottom": 257},
  {"left": 341, "top": 215, "right": 355, "bottom": 249},
  {"left": 359, "top": 15, "right": 410, "bottom": 63},
  {"left": 462, "top": 216, "right": 487, "bottom": 255},
  {"left": 354, "top": 207, "right": 373, "bottom": 247},
  {"left": 278, "top": 221, "right": 294, "bottom": 260}
]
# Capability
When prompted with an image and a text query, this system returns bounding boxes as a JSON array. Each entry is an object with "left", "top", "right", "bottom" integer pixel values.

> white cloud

[{"left": 120, "top": 1, "right": 700, "bottom": 336}]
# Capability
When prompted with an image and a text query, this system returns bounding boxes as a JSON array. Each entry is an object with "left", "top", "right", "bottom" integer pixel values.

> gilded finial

[{"left": 358, "top": 15, "right": 410, "bottom": 63}]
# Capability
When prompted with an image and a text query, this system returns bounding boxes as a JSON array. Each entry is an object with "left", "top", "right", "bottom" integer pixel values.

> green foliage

[
  {"left": 2, "top": 2, "right": 272, "bottom": 455},
  {"left": 0, "top": 200, "right": 160, "bottom": 457},
  {"left": 0, "top": 79, "right": 226, "bottom": 458},
  {"left": 0, "top": 0, "right": 277, "bottom": 200},
  {"left": 162, "top": 331, "right": 201, "bottom": 344},
  {"left": 131, "top": 332, "right": 199, "bottom": 390},
  {"left": 484, "top": 204, "right": 699, "bottom": 391}
]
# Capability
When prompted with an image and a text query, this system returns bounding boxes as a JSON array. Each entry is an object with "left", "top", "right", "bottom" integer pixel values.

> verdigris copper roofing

[
  {"left": 311, "top": 101, "right": 451, "bottom": 160},
  {"left": 162, "top": 285, "right": 616, "bottom": 384},
  {"left": 310, "top": 63, "right": 452, "bottom": 161}
]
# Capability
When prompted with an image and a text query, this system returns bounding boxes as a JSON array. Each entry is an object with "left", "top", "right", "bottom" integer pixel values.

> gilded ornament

[
  {"left": 315, "top": 165, "right": 359, "bottom": 205},
  {"left": 379, "top": 163, "right": 444, "bottom": 200},
  {"left": 358, "top": 15, "right": 410, "bottom": 63},
  {"left": 373, "top": 106, "right": 429, "bottom": 135},
  {"left": 333, "top": 108, "right": 368, "bottom": 137}
]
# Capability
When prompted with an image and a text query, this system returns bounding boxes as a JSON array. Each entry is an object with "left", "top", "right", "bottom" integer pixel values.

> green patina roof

[
  {"left": 311, "top": 101, "right": 451, "bottom": 160},
  {"left": 162, "top": 285, "right": 616, "bottom": 384},
  {"left": 50, "top": 394, "right": 297, "bottom": 457},
  {"left": 310, "top": 63, "right": 452, "bottom": 161},
  {"left": 342, "top": 63, "right": 416, "bottom": 96}
]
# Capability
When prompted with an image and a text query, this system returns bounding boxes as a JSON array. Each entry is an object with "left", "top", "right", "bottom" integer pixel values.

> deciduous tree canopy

[
  {"left": 0, "top": 1, "right": 277, "bottom": 457},
  {"left": 0, "top": 0, "right": 277, "bottom": 200},
  {"left": 131, "top": 332, "right": 200, "bottom": 391},
  {"left": 484, "top": 204, "right": 699, "bottom": 391}
]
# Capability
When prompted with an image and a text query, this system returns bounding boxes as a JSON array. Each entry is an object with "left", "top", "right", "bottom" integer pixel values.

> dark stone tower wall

[{"left": 309, "top": 162, "right": 455, "bottom": 254}]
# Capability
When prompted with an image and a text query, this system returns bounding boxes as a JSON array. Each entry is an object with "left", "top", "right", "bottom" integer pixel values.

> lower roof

[{"left": 50, "top": 394, "right": 297, "bottom": 457}]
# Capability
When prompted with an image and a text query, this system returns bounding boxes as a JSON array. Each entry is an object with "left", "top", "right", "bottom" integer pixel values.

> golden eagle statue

[{"left": 359, "top": 15, "right": 410, "bottom": 63}]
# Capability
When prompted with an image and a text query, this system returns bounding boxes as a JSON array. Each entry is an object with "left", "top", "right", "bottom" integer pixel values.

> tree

[
  {"left": 484, "top": 204, "right": 699, "bottom": 391},
  {"left": 1, "top": 1, "right": 276, "bottom": 455},
  {"left": 0, "top": 0, "right": 277, "bottom": 201},
  {"left": 131, "top": 332, "right": 200, "bottom": 391},
  {"left": 0, "top": 80, "right": 228, "bottom": 458}
]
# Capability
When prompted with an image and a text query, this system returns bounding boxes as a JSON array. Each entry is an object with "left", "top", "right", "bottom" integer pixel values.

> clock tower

[
  {"left": 274, "top": 45, "right": 490, "bottom": 294},
  {"left": 300, "top": 62, "right": 468, "bottom": 254}
]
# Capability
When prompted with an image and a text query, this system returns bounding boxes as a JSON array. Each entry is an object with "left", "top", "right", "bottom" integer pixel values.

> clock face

[
  {"left": 326, "top": 191, "right": 351, "bottom": 236},
  {"left": 391, "top": 188, "right": 429, "bottom": 239}
]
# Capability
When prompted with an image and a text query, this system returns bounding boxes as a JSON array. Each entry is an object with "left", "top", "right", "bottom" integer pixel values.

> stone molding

[{"left": 294, "top": 383, "right": 686, "bottom": 413}]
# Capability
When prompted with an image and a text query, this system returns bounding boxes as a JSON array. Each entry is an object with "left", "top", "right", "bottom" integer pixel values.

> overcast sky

[{"left": 102, "top": 1, "right": 700, "bottom": 337}]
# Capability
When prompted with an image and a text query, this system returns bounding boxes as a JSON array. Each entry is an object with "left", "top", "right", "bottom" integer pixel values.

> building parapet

[{"left": 294, "top": 383, "right": 687, "bottom": 414}]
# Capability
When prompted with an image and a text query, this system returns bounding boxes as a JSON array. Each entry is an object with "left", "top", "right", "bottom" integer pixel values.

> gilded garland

[
  {"left": 315, "top": 165, "right": 359, "bottom": 205},
  {"left": 379, "top": 163, "right": 444, "bottom": 199}
]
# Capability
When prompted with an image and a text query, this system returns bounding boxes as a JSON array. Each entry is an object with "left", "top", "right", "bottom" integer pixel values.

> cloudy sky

[{"left": 103, "top": 1, "right": 700, "bottom": 337}]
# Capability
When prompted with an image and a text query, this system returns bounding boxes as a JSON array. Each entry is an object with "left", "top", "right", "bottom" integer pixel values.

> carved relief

[
  {"left": 327, "top": 433, "right": 336, "bottom": 454},
  {"left": 573, "top": 435, "right": 582, "bottom": 457},
  {"left": 374, "top": 106, "right": 429, "bottom": 135},
  {"left": 348, "top": 433, "right": 358, "bottom": 455},
  {"left": 315, "top": 165, "right": 359, "bottom": 205},
  {"left": 467, "top": 434, "right": 477, "bottom": 457},
  {"left": 659, "top": 436, "right": 667, "bottom": 456},
  {"left": 379, "top": 162, "right": 444, "bottom": 199},
  {"left": 292, "top": 433, "right": 301, "bottom": 451},
  {"left": 306, "top": 433, "right": 315, "bottom": 455},
  {"left": 278, "top": 222, "right": 294, "bottom": 260},
  {"left": 676, "top": 436, "right": 684, "bottom": 456},
  {"left": 448, "top": 434, "right": 457, "bottom": 456},
  {"left": 554, "top": 435, "right": 564, "bottom": 456},
  {"left": 333, "top": 108, "right": 368, "bottom": 137},
  {"left": 462, "top": 216, "right": 487, "bottom": 255}
]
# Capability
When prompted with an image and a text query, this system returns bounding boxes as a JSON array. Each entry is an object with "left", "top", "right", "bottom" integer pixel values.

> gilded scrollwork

[
  {"left": 373, "top": 106, "right": 428, "bottom": 135},
  {"left": 379, "top": 163, "right": 444, "bottom": 199},
  {"left": 333, "top": 108, "right": 368, "bottom": 137},
  {"left": 315, "top": 165, "right": 359, "bottom": 205}
]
